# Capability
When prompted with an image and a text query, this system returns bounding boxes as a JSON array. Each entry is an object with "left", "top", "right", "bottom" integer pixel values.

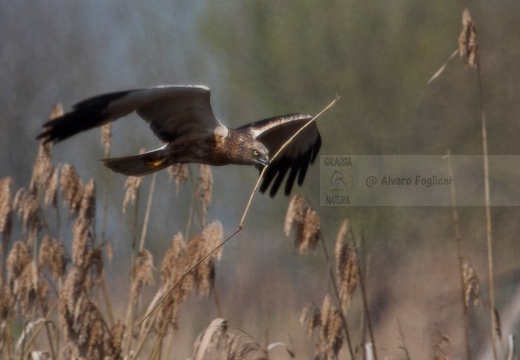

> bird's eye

[{"left": 253, "top": 150, "right": 259, "bottom": 157}]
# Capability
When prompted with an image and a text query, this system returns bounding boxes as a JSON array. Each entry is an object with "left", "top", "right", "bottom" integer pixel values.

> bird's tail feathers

[{"left": 102, "top": 148, "right": 171, "bottom": 176}]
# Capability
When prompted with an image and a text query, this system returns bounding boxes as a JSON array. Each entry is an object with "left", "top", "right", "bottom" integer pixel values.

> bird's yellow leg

[{"left": 146, "top": 158, "right": 167, "bottom": 169}]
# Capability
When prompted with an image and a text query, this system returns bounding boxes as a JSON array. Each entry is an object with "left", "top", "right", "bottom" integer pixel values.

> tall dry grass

[
  {"left": 286, "top": 195, "right": 376, "bottom": 360},
  {"left": 435, "top": 8, "right": 500, "bottom": 360},
  {"left": 0, "top": 102, "right": 230, "bottom": 359}
]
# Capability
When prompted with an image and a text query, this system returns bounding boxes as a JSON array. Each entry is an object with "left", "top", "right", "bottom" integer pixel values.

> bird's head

[
  {"left": 225, "top": 129, "right": 270, "bottom": 167},
  {"left": 246, "top": 141, "right": 270, "bottom": 167}
]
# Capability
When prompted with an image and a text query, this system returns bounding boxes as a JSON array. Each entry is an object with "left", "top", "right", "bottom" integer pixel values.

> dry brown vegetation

[
  {"left": 0, "top": 126, "right": 226, "bottom": 359},
  {"left": 0, "top": 8, "right": 517, "bottom": 360}
]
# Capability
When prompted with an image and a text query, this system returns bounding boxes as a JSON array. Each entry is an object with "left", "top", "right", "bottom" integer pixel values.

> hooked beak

[{"left": 255, "top": 155, "right": 270, "bottom": 167}]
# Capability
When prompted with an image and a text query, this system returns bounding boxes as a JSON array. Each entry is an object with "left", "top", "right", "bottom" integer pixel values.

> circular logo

[
  {"left": 322, "top": 169, "right": 352, "bottom": 194},
  {"left": 365, "top": 176, "right": 377, "bottom": 187}
]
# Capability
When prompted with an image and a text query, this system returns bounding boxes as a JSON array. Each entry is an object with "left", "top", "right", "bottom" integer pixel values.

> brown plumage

[{"left": 37, "top": 85, "right": 321, "bottom": 197}]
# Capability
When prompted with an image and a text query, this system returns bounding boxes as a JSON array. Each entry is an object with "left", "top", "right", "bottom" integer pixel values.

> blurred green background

[{"left": 1, "top": 1, "right": 520, "bottom": 358}]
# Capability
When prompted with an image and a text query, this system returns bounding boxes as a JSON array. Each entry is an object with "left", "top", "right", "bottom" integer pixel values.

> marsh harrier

[{"left": 37, "top": 85, "right": 321, "bottom": 197}]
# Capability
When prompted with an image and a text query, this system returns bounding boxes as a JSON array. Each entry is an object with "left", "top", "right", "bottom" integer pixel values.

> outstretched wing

[
  {"left": 238, "top": 114, "right": 321, "bottom": 197},
  {"left": 37, "top": 85, "right": 224, "bottom": 143}
]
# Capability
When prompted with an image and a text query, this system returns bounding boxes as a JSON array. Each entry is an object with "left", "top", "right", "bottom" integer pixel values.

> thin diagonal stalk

[
  {"left": 358, "top": 250, "right": 377, "bottom": 360},
  {"left": 397, "top": 319, "right": 411, "bottom": 360},
  {"left": 165, "top": 332, "right": 175, "bottom": 360},
  {"left": 123, "top": 185, "right": 141, "bottom": 358},
  {"left": 318, "top": 234, "right": 355, "bottom": 360},
  {"left": 184, "top": 165, "right": 207, "bottom": 239},
  {"left": 100, "top": 268, "right": 115, "bottom": 327},
  {"left": 149, "top": 331, "right": 164, "bottom": 360},
  {"left": 100, "top": 153, "right": 111, "bottom": 255},
  {"left": 139, "top": 173, "right": 157, "bottom": 251},
  {"left": 356, "top": 242, "right": 377, "bottom": 360},
  {"left": 133, "top": 307, "right": 160, "bottom": 359},
  {"left": 446, "top": 150, "right": 471, "bottom": 360},
  {"left": 477, "top": 63, "right": 497, "bottom": 360},
  {"left": 23, "top": 300, "right": 59, "bottom": 358},
  {"left": 184, "top": 167, "right": 197, "bottom": 240},
  {"left": 358, "top": 230, "right": 369, "bottom": 357},
  {"left": 88, "top": 191, "right": 115, "bottom": 327},
  {"left": 212, "top": 281, "right": 223, "bottom": 318},
  {"left": 55, "top": 169, "right": 63, "bottom": 244},
  {"left": 99, "top": 164, "right": 115, "bottom": 327}
]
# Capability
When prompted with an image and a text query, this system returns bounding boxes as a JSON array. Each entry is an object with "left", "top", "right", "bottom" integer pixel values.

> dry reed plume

[
  {"left": 59, "top": 267, "right": 122, "bottom": 359},
  {"left": 192, "top": 318, "right": 269, "bottom": 360},
  {"left": 122, "top": 176, "right": 143, "bottom": 214},
  {"left": 334, "top": 220, "right": 359, "bottom": 314},
  {"left": 60, "top": 164, "right": 84, "bottom": 217},
  {"left": 0, "top": 106, "right": 132, "bottom": 359},
  {"left": 462, "top": 261, "right": 480, "bottom": 309},
  {"left": 284, "top": 194, "right": 321, "bottom": 254},
  {"left": 318, "top": 295, "right": 344, "bottom": 358},
  {"left": 131, "top": 249, "right": 155, "bottom": 302},
  {"left": 58, "top": 166, "right": 121, "bottom": 358},
  {"left": 0, "top": 178, "right": 13, "bottom": 236},
  {"left": 431, "top": 8, "right": 503, "bottom": 360},
  {"left": 288, "top": 195, "right": 367, "bottom": 360},
  {"left": 154, "top": 220, "right": 223, "bottom": 333},
  {"left": 0, "top": 177, "right": 14, "bottom": 259},
  {"left": 300, "top": 303, "right": 321, "bottom": 339},
  {"left": 427, "top": 8, "right": 479, "bottom": 85},
  {"left": 168, "top": 163, "right": 189, "bottom": 194},
  {"left": 433, "top": 335, "right": 451, "bottom": 360},
  {"left": 29, "top": 103, "right": 61, "bottom": 199},
  {"left": 13, "top": 189, "right": 43, "bottom": 246},
  {"left": 38, "top": 235, "right": 67, "bottom": 280},
  {"left": 122, "top": 148, "right": 146, "bottom": 215},
  {"left": 7, "top": 240, "right": 42, "bottom": 319},
  {"left": 300, "top": 295, "right": 346, "bottom": 360},
  {"left": 125, "top": 220, "right": 225, "bottom": 359},
  {"left": 196, "top": 164, "right": 213, "bottom": 223},
  {"left": 458, "top": 9, "right": 478, "bottom": 68}
]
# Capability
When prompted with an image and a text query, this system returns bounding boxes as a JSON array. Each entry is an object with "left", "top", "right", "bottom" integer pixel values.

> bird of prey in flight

[{"left": 37, "top": 85, "right": 321, "bottom": 197}]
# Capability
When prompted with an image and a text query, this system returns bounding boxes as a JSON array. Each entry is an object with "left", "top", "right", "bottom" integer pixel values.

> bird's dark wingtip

[
  {"left": 258, "top": 187, "right": 277, "bottom": 198},
  {"left": 35, "top": 132, "right": 49, "bottom": 143},
  {"left": 36, "top": 126, "right": 58, "bottom": 144}
]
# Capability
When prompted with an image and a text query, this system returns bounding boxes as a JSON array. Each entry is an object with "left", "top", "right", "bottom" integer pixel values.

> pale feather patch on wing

[
  {"left": 213, "top": 126, "right": 229, "bottom": 138},
  {"left": 243, "top": 113, "right": 313, "bottom": 139}
]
